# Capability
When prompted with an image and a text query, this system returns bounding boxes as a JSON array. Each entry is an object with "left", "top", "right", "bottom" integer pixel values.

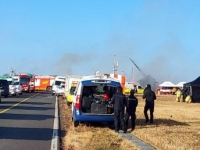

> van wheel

[
  {"left": 67, "top": 101, "right": 71, "bottom": 107},
  {"left": 74, "top": 121, "right": 79, "bottom": 127},
  {"left": 4, "top": 95, "right": 8, "bottom": 98},
  {"left": 107, "top": 122, "right": 114, "bottom": 129},
  {"left": 72, "top": 117, "right": 79, "bottom": 127}
]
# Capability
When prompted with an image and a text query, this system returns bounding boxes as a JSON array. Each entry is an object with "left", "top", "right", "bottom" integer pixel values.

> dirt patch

[
  {"left": 133, "top": 95, "right": 200, "bottom": 150},
  {"left": 58, "top": 97, "right": 139, "bottom": 150}
]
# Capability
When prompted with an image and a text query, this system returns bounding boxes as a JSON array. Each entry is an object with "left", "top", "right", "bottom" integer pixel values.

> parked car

[
  {"left": 14, "top": 81, "right": 22, "bottom": 95},
  {"left": 71, "top": 74, "right": 121, "bottom": 127},
  {"left": 7, "top": 79, "right": 17, "bottom": 96},
  {"left": 0, "top": 79, "right": 9, "bottom": 98}
]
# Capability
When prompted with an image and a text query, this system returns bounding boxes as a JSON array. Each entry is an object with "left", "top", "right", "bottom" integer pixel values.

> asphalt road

[{"left": 0, "top": 92, "right": 56, "bottom": 150}]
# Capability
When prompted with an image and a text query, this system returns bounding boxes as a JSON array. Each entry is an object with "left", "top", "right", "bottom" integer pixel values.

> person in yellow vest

[
  {"left": 172, "top": 87, "right": 177, "bottom": 95},
  {"left": 185, "top": 94, "right": 192, "bottom": 103},
  {"left": 175, "top": 88, "right": 182, "bottom": 102}
]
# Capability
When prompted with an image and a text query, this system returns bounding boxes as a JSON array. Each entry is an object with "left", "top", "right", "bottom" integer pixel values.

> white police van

[{"left": 71, "top": 74, "right": 121, "bottom": 127}]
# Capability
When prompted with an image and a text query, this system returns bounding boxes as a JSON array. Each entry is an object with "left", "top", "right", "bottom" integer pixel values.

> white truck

[
  {"left": 52, "top": 76, "right": 66, "bottom": 96},
  {"left": 64, "top": 75, "right": 82, "bottom": 102},
  {"left": 6, "top": 76, "right": 23, "bottom": 96},
  {"left": 13, "top": 76, "right": 22, "bottom": 95},
  {"left": 6, "top": 78, "right": 17, "bottom": 96}
]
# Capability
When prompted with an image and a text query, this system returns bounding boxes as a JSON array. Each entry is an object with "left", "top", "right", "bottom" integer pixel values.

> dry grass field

[
  {"left": 133, "top": 95, "right": 200, "bottom": 150},
  {"left": 59, "top": 97, "right": 139, "bottom": 150},
  {"left": 59, "top": 95, "right": 200, "bottom": 150}
]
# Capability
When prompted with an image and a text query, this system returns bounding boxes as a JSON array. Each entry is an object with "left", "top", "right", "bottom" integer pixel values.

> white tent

[
  {"left": 176, "top": 82, "right": 186, "bottom": 87},
  {"left": 159, "top": 81, "right": 176, "bottom": 87}
]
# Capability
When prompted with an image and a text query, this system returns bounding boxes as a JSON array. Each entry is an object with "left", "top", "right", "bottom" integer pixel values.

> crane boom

[{"left": 129, "top": 58, "right": 146, "bottom": 77}]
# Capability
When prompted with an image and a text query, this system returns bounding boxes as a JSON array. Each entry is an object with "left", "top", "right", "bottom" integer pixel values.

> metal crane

[
  {"left": 129, "top": 58, "right": 146, "bottom": 78},
  {"left": 129, "top": 58, "right": 158, "bottom": 91}
]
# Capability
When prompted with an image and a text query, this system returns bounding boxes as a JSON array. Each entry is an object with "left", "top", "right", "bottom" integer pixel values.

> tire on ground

[
  {"left": 46, "top": 86, "right": 52, "bottom": 91},
  {"left": 72, "top": 117, "right": 79, "bottom": 127}
]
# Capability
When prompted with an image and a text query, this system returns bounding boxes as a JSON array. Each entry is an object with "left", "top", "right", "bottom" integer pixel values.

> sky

[{"left": 0, "top": 0, "right": 200, "bottom": 84}]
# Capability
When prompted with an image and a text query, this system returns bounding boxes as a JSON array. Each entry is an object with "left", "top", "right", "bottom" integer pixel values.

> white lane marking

[{"left": 50, "top": 96, "right": 59, "bottom": 150}]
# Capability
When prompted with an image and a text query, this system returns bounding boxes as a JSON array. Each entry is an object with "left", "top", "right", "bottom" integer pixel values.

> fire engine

[
  {"left": 34, "top": 75, "right": 56, "bottom": 91},
  {"left": 14, "top": 73, "right": 35, "bottom": 92}
]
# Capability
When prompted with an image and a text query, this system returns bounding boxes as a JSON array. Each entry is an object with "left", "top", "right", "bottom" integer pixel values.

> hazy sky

[{"left": 0, "top": 0, "right": 200, "bottom": 84}]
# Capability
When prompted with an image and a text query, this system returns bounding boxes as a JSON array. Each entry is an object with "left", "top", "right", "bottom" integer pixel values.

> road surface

[{"left": 0, "top": 92, "right": 57, "bottom": 150}]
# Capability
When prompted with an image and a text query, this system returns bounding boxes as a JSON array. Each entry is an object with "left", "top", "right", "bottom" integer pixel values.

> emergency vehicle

[
  {"left": 72, "top": 74, "right": 121, "bottom": 127},
  {"left": 0, "top": 75, "right": 22, "bottom": 96},
  {"left": 0, "top": 75, "right": 16, "bottom": 96},
  {"left": 34, "top": 75, "right": 56, "bottom": 91},
  {"left": 14, "top": 73, "right": 35, "bottom": 92},
  {"left": 124, "top": 82, "right": 144, "bottom": 94},
  {"left": 6, "top": 77, "right": 16, "bottom": 96}
]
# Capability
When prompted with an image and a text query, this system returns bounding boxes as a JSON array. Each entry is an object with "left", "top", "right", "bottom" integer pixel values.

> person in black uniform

[
  {"left": 143, "top": 84, "right": 156, "bottom": 124},
  {"left": 124, "top": 89, "right": 138, "bottom": 132},
  {"left": 110, "top": 86, "right": 127, "bottom": 133}
]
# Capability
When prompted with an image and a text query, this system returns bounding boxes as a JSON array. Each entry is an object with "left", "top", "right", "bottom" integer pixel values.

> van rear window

[{"left": 82, "top": 85, "right": 117, "bottom": 97}]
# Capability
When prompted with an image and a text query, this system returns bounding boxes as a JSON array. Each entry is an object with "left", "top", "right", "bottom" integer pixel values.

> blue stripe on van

[{"left": 82, "top": 80, "right": 120, "bottom": 86}]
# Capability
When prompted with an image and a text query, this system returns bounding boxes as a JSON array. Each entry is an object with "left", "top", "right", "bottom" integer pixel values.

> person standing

[
  {"left": 172, "top": 87, "right": 177, "bottom": 95},
  {"left": 143, "top": 84, "right": 156, "bottom": 124},
  {"left": 175, "top": 88, "right": 182, "bottom": 102},
  {"left": 110, "top": 86, "right": 127, "bottom": 133},
  {"left": 125, "top": 89, "right": 138, "bottom": 132}
]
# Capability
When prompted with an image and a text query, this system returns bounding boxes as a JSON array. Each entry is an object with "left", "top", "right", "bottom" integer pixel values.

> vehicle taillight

[
  {"left": 103, "top": 94, "right": 109, "bottom": 100},
  {"left": 75, "top": 95, "right": 80, "bottom": 109}
]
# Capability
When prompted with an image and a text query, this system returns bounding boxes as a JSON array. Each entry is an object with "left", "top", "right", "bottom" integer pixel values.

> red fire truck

[{"left": 14, "top": 73, "right": 35, "bottom": 92}]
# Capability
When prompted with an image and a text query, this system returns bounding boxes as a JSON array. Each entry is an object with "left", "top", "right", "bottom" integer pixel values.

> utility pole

[
  {"left": 9, "top": 67, "right": 15, "bottom": 77},
  {"left": 112, "top": 55, "right": 118, "bottom": 74}
]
